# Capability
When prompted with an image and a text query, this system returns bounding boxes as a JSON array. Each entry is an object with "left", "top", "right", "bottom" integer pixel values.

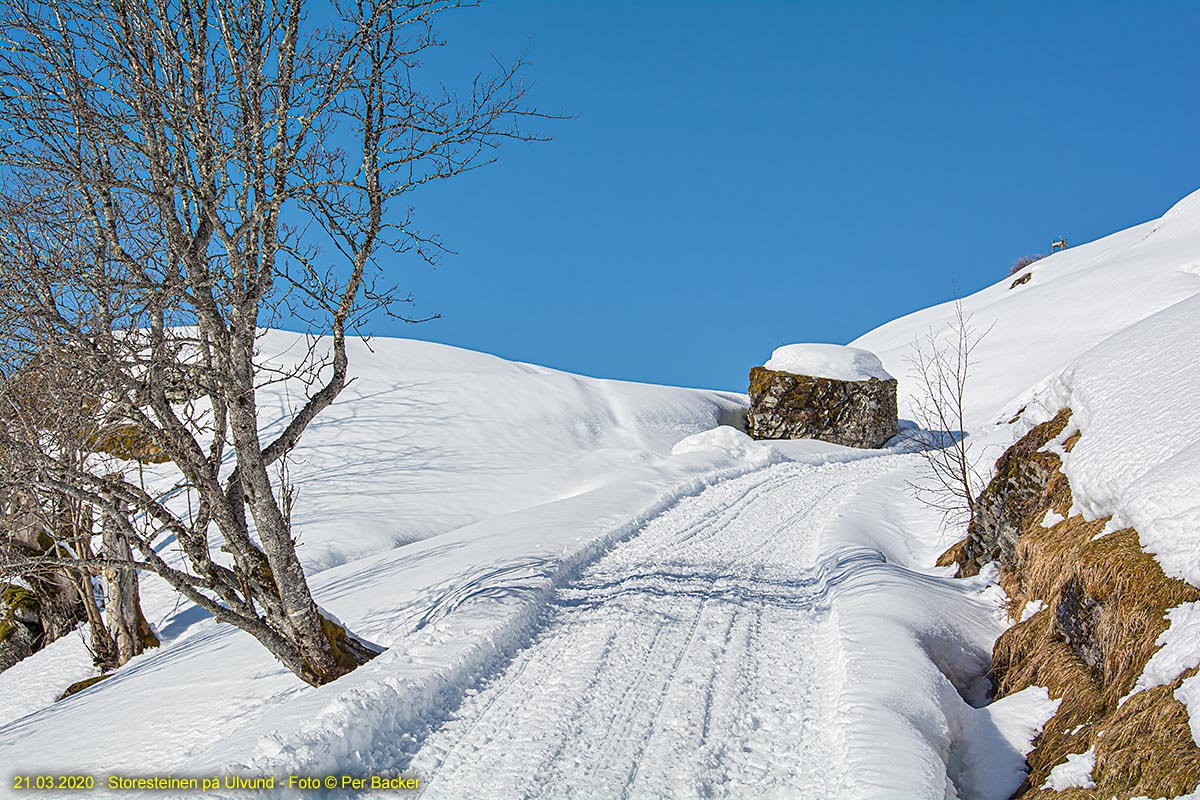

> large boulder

[{"left": 746, "top": 344, "right": 898, "bottom": 449}]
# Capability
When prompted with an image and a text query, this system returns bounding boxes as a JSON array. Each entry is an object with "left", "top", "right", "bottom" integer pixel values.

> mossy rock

[
  {"left": 2, "top": 586, "right": 40, "bottom": 617},
  {"left": 746, "top": 366, "right": 898, "bottom": 449},
  {"left": 0, "top": 586, "right": 40, "bottom": 644}
]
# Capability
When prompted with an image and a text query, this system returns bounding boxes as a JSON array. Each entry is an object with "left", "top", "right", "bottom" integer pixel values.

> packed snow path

[{"left": 406, "top": 458, "right": 895, "bottom": 799}]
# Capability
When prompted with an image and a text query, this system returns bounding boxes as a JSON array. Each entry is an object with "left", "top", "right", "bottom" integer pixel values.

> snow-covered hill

[
  {"left": 854, "top": 187, "right": 1200, "bottom": 427},
  {"left": 856, "top": 187, "right": 1200, "bottom": 610},
  {"left": 2, "top": 189, "right": 1199, "bottom": 798}
]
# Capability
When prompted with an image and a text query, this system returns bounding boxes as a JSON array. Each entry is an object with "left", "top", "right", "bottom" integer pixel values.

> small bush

[{"left": 1010, "top": 252, "right": 1047, "bottom": 275}]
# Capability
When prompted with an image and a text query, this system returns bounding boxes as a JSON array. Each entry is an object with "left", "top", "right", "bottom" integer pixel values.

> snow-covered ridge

[
  {"left": 763, "top": 343, "right": 893, "bottom": 382},
  {"left": 854, "top": 187, "right": 1200, "bottom": 426},
  {"left": 859, "top": 186, "right": 1200, "bottom": 792}
]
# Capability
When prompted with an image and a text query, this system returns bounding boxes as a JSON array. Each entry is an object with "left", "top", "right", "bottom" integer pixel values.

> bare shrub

[
  {"left": 1011, "top": 253, "right": 1047, "bottom": 275},
  {"left": 903, "top": 297, "right": 992, "bottom": 532}
]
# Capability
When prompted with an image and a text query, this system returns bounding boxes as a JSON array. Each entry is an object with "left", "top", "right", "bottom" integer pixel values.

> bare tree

[
  {"left": 0, "top": 0, "right": 545, "bottom": 686},
  {"left": 0, "top": 349, "right": 159, "bottom": 673},
  {"left": 903, "top": 297, "right": 991, "bottom": 532}
]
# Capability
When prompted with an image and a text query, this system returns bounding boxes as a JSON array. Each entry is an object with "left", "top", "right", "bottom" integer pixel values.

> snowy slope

[
  {"left": 252, "top": 332, "right": 749, "bottom": 569},
  {"left": 853, "top": 189, "right": 1200, "bottom": 772},
  {"left": 0, "top": 337, "right": 746, "bottom": 729},
  {"left": 850, "top": 189, "right": 1200, "bottom": 581},
  {"left": 853, "top": 188, "right": 1200, "bottom": 426}
]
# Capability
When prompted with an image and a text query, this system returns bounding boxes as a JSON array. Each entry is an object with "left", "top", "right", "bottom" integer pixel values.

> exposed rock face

[
  {"left": 0, "top": 621, "right": 37, "bottom": 673},
  {"left": 1055, "top": 579, "right": 1106, "bottom": 675},
  {"left": 957, "top": 408, "right": 1073, "bottom": 576},
  {"left": 942, "top": 405, "right": 1200, "bottom": 797},
  {"left": 746, "top": 366, "right": 898, "bottom": 449},
  {"left": 0, "top": 587, "right": 43, "bottom": 673}
]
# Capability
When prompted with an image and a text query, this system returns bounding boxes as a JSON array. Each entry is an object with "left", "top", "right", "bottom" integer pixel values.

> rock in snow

[{"left": 747, "top": 345, "right": 898, "bottom": 448}]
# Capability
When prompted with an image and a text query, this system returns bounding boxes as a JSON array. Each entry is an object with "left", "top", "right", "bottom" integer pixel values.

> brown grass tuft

[{"left": 937, "top": 538, "right": 967, "bottom": 568}]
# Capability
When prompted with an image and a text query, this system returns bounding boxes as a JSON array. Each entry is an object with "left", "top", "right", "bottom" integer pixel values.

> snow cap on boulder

[{"left": 764, "top": 343, "right": 893, "bottom": 382}]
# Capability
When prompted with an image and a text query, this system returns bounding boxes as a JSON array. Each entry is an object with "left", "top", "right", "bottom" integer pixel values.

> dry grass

[
  {"left": 1011, "top": 253, "right": 1048, "bottom": 274},
  {"left": 936, "top": 538, "right": 967, "bottom": 568},
  {"left": 56, "top": 673, "right": 110, "bottom": 700},
  {"left": 976, "top": 407, "right": 1200, "bottom": 798},
  {"left": 89, "top": 423, "right": 170, "bottom": 464}
]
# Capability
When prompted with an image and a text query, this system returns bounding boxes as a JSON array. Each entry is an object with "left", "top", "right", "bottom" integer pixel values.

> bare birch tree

[
  {"left": 0, "top": 0, "right": 545, "bottom": 685},
  {"left": 0, "top": 344, "right": 159, "bottom": 673},
  {"left": 904, "top": 297, "right": 991, "bottom": 532}
]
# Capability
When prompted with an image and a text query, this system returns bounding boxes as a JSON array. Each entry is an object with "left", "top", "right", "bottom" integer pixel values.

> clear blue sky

[{"left": 367, "top": 1, "right": 1200, "bottom": 392}]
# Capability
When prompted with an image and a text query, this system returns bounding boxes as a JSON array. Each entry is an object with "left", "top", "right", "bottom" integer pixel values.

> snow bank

[
  {"left": 764, "top": 343, "right": 893, "bottom": 381},
  {"left": 1024, "top": 293, "right": 1200, "bottom": 587},
  {"left": 669, "top": 424, "right": 764, "bottom": 458},
  {"left": 1130, "top": 602, "right": 1200, "bottom": 698},
  {"left": 815, "top": 465, "right": 1054, "bottom": 798}
]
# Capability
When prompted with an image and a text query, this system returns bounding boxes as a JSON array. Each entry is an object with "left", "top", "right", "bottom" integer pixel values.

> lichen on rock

[
  {"left": 746, "top": 365, "right": 898, "bottom": 449},
  {"left": 0, "top": 585, "right": 43, "bottom": 673}
]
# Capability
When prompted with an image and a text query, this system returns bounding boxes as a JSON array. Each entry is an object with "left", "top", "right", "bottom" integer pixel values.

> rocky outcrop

[
  {"left": 746, "top": 367, "right": 898, "bottom": 449},
  {"left": 940, "top": 407, "right": 1200, "bottom": 798},
  {"left": 1055, "top": 579, "right": 1106, "bottom": 675},
  {"left": 954, "top": 408, "right": 1074, "bottom": 576},
  {"left": 0, "top": 586, "right": 43, "bottom": 673},
  {"left": 0, "top": 517, "right": 87, "bottom": 677}
]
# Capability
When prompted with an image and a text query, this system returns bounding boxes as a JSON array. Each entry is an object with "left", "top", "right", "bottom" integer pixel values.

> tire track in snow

[{"left": 405, "top": 457, "right": 895, "bottom": 799}]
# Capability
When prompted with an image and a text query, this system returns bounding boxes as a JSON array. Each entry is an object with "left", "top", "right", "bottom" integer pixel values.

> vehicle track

[{"left": 406, "top": 457, "right": 898, "bottom": 799}]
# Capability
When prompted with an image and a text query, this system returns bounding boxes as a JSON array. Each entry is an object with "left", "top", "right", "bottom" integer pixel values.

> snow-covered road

[{"left": 407, "top": 459, "right": 891, "bottom": 799}]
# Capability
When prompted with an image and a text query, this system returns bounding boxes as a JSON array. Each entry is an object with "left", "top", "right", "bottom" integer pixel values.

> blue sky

[{"left": 366, "top": 1, "right": 1200, "bottom": 391}]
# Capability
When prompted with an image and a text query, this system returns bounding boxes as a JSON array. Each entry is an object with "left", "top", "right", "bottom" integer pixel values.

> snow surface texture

[
  {"left": 1025, "top": 292, "right": 1200, "bottom": 586},
  {"left": 763, "top": 343, "right": 893, "bottom": 381},
  {"left": 407, "top": 456, "right": 1046, "bottom": 800}
]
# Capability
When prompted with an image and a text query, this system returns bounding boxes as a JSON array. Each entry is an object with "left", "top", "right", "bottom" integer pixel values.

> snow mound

[
  {"left": 763, "top": 343, "right": 893, "bottom": 381},
  {"left": 670, "top": 424, "right": 768, "bottom": 459},
  {"left": 1041, "top": 747, "right": 1097, "bottom": 791}
]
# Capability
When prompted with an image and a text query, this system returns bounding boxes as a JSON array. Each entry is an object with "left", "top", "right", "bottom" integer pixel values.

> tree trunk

[
  {"left": 74, "top": 568, "right": 118, "bottom": 671},
  {"left": 101, "top": 502, "right": 158, "bottom": 664}
]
